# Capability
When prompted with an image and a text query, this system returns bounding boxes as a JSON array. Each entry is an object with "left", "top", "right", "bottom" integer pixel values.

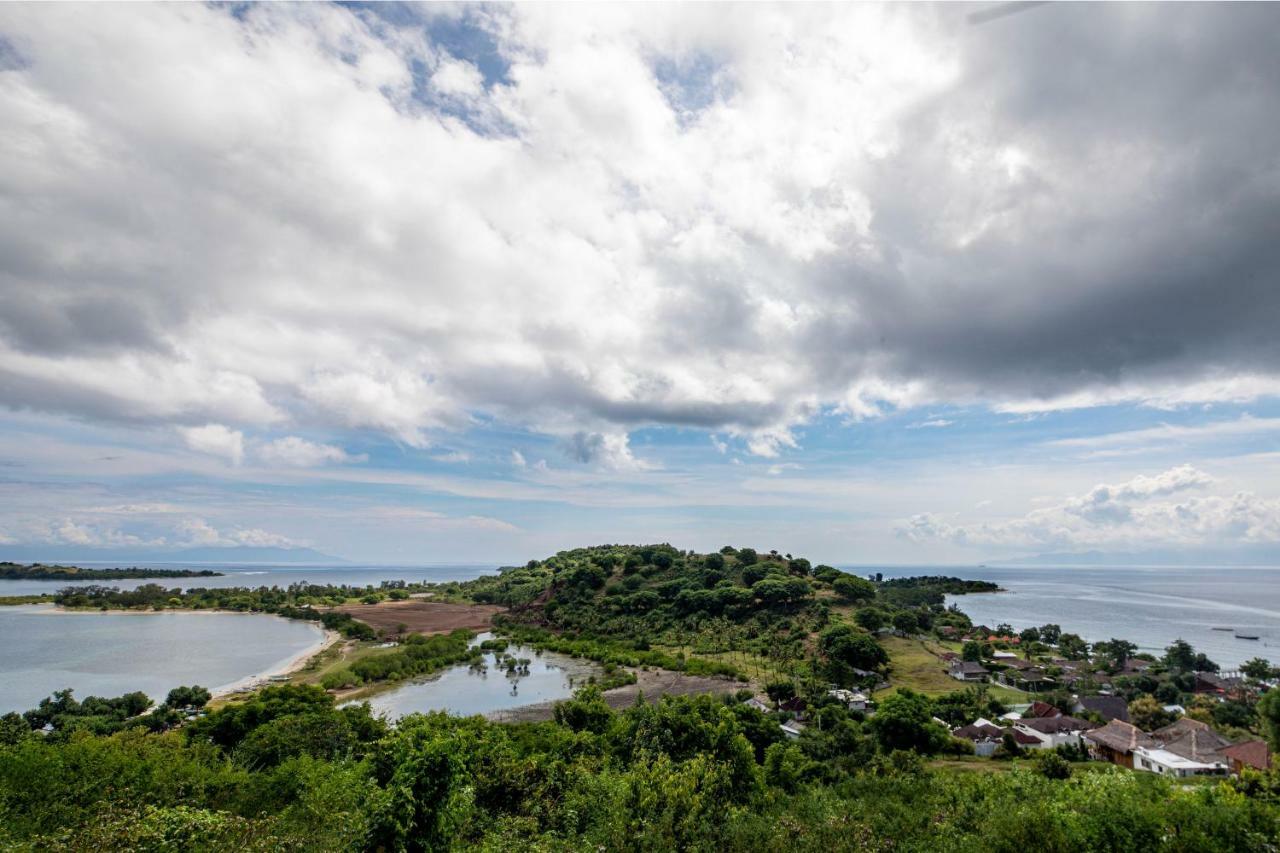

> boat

[
  {"left": 1235, "top": 633, "right": 1260, "bottom": 640},
  {"left": 1211, "top": 627, "right": 1232, "bottom": 631}
]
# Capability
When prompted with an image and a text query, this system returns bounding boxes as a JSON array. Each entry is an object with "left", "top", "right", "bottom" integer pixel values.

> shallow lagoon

[
  {"left": 0, "top": 605, "right": 324, "bottom": 713},
  {"left": 360, "top": 633, "right": 603, "bottom": 719}
]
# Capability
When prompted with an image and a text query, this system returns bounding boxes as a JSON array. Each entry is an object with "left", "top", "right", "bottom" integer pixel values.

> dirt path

[
  {"left": 486, "top": 668, "right": 741, "bottom": 723},
  {"left": 334, "top": 600, "right": 505, "bottom": 636}
]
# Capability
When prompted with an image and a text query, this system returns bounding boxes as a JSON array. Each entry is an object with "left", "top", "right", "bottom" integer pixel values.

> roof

[
  {"left": 1154, "top": 719, "right": 1233, "bottom": 763},
  {"left": 1017, "top": 715, "right": 1094, "bottom": 734},
  {"left": 1195, "top": 671, "right": 1243, "bottom": 691},
  {"left": 1135, "top": 746, "right": 1223, "bottom": 771},
  {"left": 1084, "top": 719, "right": 1156, "bottom": 754},
  {"left": 1029, "top": 701, "right": 1062, "bottom": 718},
  {"left": 953, "top": 723, "right": 1004, "bottom": 741},
  {"left": 951, "top": 661, "right": 989, "bottom": 674},
  {"left": 1221, "top": 740, "right": 1271, "bottom": 771},
  {"left": 1076, "top": 695, "right": 1130, "bottom": 722},
  {"left": 1010, "top": 729, "right": 1041, "bottom": 745}
]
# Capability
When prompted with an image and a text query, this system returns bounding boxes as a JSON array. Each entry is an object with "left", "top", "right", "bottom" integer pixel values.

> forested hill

[
  {"left": 0, "top": 562, "right": 223, "bottom": 581},
  {"left": 452, "top": 544, "right": 990, "bottom": 688}
]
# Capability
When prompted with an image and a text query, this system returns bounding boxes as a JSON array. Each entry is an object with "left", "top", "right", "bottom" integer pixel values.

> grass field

[{"left": 876, "top": 635, "right": 1029, "bottom": 703}]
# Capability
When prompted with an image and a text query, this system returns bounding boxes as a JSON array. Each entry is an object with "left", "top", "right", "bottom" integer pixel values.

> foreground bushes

[{"left": 2, "top": 683, "right": 1279, "bottom": 851}]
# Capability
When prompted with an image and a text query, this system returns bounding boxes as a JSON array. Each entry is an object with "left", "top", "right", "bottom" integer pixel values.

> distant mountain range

[{"left": 0, "top": 544, "right": 346, "bottom": 565}]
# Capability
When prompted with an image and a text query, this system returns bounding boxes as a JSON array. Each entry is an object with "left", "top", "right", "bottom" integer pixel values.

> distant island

[{"left": 0, "top": 563, "right": 224, "bottom": 581}]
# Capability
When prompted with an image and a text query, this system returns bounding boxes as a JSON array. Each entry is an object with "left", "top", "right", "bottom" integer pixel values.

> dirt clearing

[{"left": 335, "top": 600, "right": 505, "bottom": 636}]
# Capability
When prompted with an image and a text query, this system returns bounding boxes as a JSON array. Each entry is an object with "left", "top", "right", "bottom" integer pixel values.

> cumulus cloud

[
  {"left": 898, "top": 465, "right": 1280, "bottom": 551},
  {"left": 0, "top": 3, "right": 1278, "bottom": 460},
  {"left": 257, "top": 436, "right": 365, "bottom": 467},
  {"left": 372, "top": 507, "right": 519, "bottom": 532},
  {"left": 176, "top": 517, "right": 301, "bottom": 549},
  {"left": 178, "top": 424, "right": 244, "bottom": 465}
]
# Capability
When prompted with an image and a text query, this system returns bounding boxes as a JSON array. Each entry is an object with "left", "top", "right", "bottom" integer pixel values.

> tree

[
  {"left": 819, "top": 625, "right": 888, "bottom": 681},
  {"left": 1036, "top": 750, "right": 1072, "bottom": 780},
  {"left": 1259, "top": 689, "right": 1280, "bottom": 751},
  {"left": 854, "top": 607, "right": 887, "bottom": 632},
  {"left": 1128, "top": 696, "right": 1175, "bottom": 731},
  {"left": 892, "top": 611, "right": 919, "bottom": 635},
  {"left": 870, "top": 689, "right": 949, "bottom": 754},
  {"left": 554, "top": 686, "right": 614, "bottom": 734},
  {"left": 832, "top": 575, "right": 876, "bottom": 604},
  {"left": 961, "top": 641, "right": 987, "bottom": 662},
  {"left": 1019, "top": 627, "right": 1041, "bottom": 645},
  {"left": 1057, "top": 633, "right": 1089, "bottom": 660},
  {"left": 1038, "top": 623, "right": 1062, "bottom": 645},
  {"left": 1163, "top": 639, "right": 1197, "bottom": 672},
  {"left": 164, "top": 685, "right": 211, "bottom": 710},
  {"left": 1242, "top": 658, "right": 1274, "bottom": 680},
  {"left": 704, "top": 553, "right": 725, "bottom": 571},
  {"left": 737, "top": 548, "right": 758, "bottom": 566},
  {"left": 1095, "top": 638, "right": 1137, "bottom": 670},
  {"left": 764, "top": 680, "right": 797, "bottom": 706}
]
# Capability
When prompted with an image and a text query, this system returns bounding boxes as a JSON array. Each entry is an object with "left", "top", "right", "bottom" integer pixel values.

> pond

[{"left": 359, "top": 633, "right": 604, "bottom": 719}]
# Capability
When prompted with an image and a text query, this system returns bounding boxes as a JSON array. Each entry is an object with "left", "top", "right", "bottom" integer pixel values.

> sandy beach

[{"left": 211, "top": 627, "right": 341, "bottom": 699}]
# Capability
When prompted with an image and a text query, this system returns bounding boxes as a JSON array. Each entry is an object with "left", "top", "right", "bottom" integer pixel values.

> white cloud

[
  {"left": 907, "top": 418, "right": 954, "bottom": 429},
  {"left": 178, "top": 423, "right": 244, "bottom": 465},
  {"left": 898, "top": 464, "right": 1280, "bottom": 551},
  {"left": 0, "top": 2, "right": 1277, "bottom": 468},
  {"left": 372, "top": 507, "right": 519, "bottom": 532},
  {"left": 258, "top": 436, "right": 365, "bottom": 467},
  {"left": 177, "top": 517, "right": 301, "bottom": 549}
]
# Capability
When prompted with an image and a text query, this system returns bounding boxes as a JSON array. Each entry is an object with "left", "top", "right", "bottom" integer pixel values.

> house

[
  {"left": 949, "top": 660, "right": 989, "bottom": 682},
  {"left": 1221, "top": 740, "right": 1272, "bottom": 774},
  {"left": 991, "top": 650, "right": 1019, "bottom": 660},
  {"left": 952, "top": 722, "right": 1005, "bottom": 757},
  {"left": 1013, "top": 715, "right": 1095, "bottom": 750},
  {"left": 1074, "top": 695, "right": 1130, "bottom": 723},
  {"left": 1083, "top": 719, "right": 1157, "bottom": 768},
  {"left": 779, "top": 697, "right": 807, "bottom": 714},
  {"left": 1194, "top": 671, "right": 1244, "bottom": 696},
  {"left": 1028, "top": 701, "right": 1062, "bottom": 718},
  {"left": 1152, "top": 718, "right": 1233, "bottom": 766},
  {"left": 996, "top": 664, "right": 1054, "bottom": 692},
  {"left": 744, "top": 697, "right": 772, "bottom": 714},
  {"left": 828, "top": 688, "right": 870, "bottom": 712},
  {"left": 1132, "top": 746, "right": 1227, "bottom": 778},
  {"left": 1117, "top": 659, "right": 1153, "bottom": 677},
  {"left": 779, "top": 720, "right": 806, "bottom": 740}
]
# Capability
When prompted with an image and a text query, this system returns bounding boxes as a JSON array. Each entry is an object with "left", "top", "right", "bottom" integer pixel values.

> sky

[{"left": 1, "top": 2, "right": 1279, "bottom": 566}]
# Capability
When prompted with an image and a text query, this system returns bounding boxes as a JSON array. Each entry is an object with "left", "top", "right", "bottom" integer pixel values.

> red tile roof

[{"left": 1222, "top": 740, "right": 1271, "bottom": 771}]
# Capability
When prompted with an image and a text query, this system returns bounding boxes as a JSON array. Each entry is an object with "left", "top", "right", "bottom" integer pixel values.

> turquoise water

[
  {"left": 360, "top": 634, "right": 602, "bottom": 719},
  {"left": 0, "top": 605, "right": 323, "bottom": 713}
]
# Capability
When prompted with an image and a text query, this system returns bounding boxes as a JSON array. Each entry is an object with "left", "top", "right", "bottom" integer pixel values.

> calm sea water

[
  {"left": 0, "top": 562, "right": 500, "bottom": 597},
  {"left": 360, "top": 633, "right": 603, "bottom": 719},
  {"left": 871, "top": 564, "right": 1280, "bottom": 670},
  {"left": 0, "top": 605, "right": 323, "bottom": 713}
]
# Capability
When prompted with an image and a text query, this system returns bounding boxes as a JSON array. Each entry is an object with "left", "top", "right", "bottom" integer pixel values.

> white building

[
  {"left": 1133, "top": 746, "right": 1227, "bottom": 778},
  {"left": 828, "top": 688, "right": 870, "bottom": 712}
]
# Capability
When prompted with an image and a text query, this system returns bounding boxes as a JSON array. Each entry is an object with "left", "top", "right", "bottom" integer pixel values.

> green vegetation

[
  {"left": 0, "top": 562, "right": 222, "bottom": 580},
  {"left": 317, "top": 630, "right": 480, "bottom": 691},
  {"left": 2, "top": 682, "right": 1279, "bottom": 850}
]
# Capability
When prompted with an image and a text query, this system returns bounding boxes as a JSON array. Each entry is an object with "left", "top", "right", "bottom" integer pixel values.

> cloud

[
  {"left": 257, "top": 436, "right": 365, "bottom": 467},
  {"left": 898, "top": 464, "right": 1280, "bottom": 551},
  {"left": 178, "top": 424, "right": 244, "bottom": 465},
  {"left": 562, "top": 431, "right": 653, "bottom": 471},
  {"left": 907, "top": 418, "right": 953, "bottom": 429},
  {"left": 372, "top": 507, "right": 519, "bottom": 532},
  {"left": 0, "top": 2, "right": 1277, "bottom": 463},
  {"left": 176, "top": 517, "right": 301, "bottom": 549}
]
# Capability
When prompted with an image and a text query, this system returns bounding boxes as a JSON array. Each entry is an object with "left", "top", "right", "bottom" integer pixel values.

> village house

[
  {"left": 1012, "top": 715, "right": 1095, "bottom": 750},
  {"left": 828, "top": 688, "right": 870, "bottom": 712},
  {"left": 948, "top": 660, "right": 989, "bottom": 682},
  {"left": 1073, "top": 695, "right": 1130, "bottom": 723},
  {"left": 1083, "top": 719, "right": 1157, "bottom": 768},
  {"left": 1132, "top": 746, "right": 1227, "bottom": 778},
  {"left": 1221, "top": 740, "right": 1272, "bottom": 774},
  {"left": 952, "top": 722, "right": 1005, "bottom": 757}
]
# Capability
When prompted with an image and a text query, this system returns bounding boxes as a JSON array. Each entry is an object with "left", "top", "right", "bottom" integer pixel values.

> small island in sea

[{"left": 0, "top": 562, "right": 224, "bottom": 581}]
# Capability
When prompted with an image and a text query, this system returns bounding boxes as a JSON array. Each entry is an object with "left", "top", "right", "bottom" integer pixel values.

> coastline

[{"left": 211, "top": 628, "right": 341, "bottom": 699}]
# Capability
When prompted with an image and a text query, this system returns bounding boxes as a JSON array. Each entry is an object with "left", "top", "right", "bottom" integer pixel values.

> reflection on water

[{"left": 360, "top": 633, "right": 603, "bottom": 719}]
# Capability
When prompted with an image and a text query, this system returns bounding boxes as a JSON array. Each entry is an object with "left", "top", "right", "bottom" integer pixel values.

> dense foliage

[
  {"left": 2, "top": 683, "right": 1278, "bottom": 851},
  {"left": 0, "top": 562, "right": 221, "bottom": 580}
]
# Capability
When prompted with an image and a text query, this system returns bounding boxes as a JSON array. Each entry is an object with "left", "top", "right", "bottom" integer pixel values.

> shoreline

[{"left": 211, "top": 628, "right": 341, "bottom": 699}]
